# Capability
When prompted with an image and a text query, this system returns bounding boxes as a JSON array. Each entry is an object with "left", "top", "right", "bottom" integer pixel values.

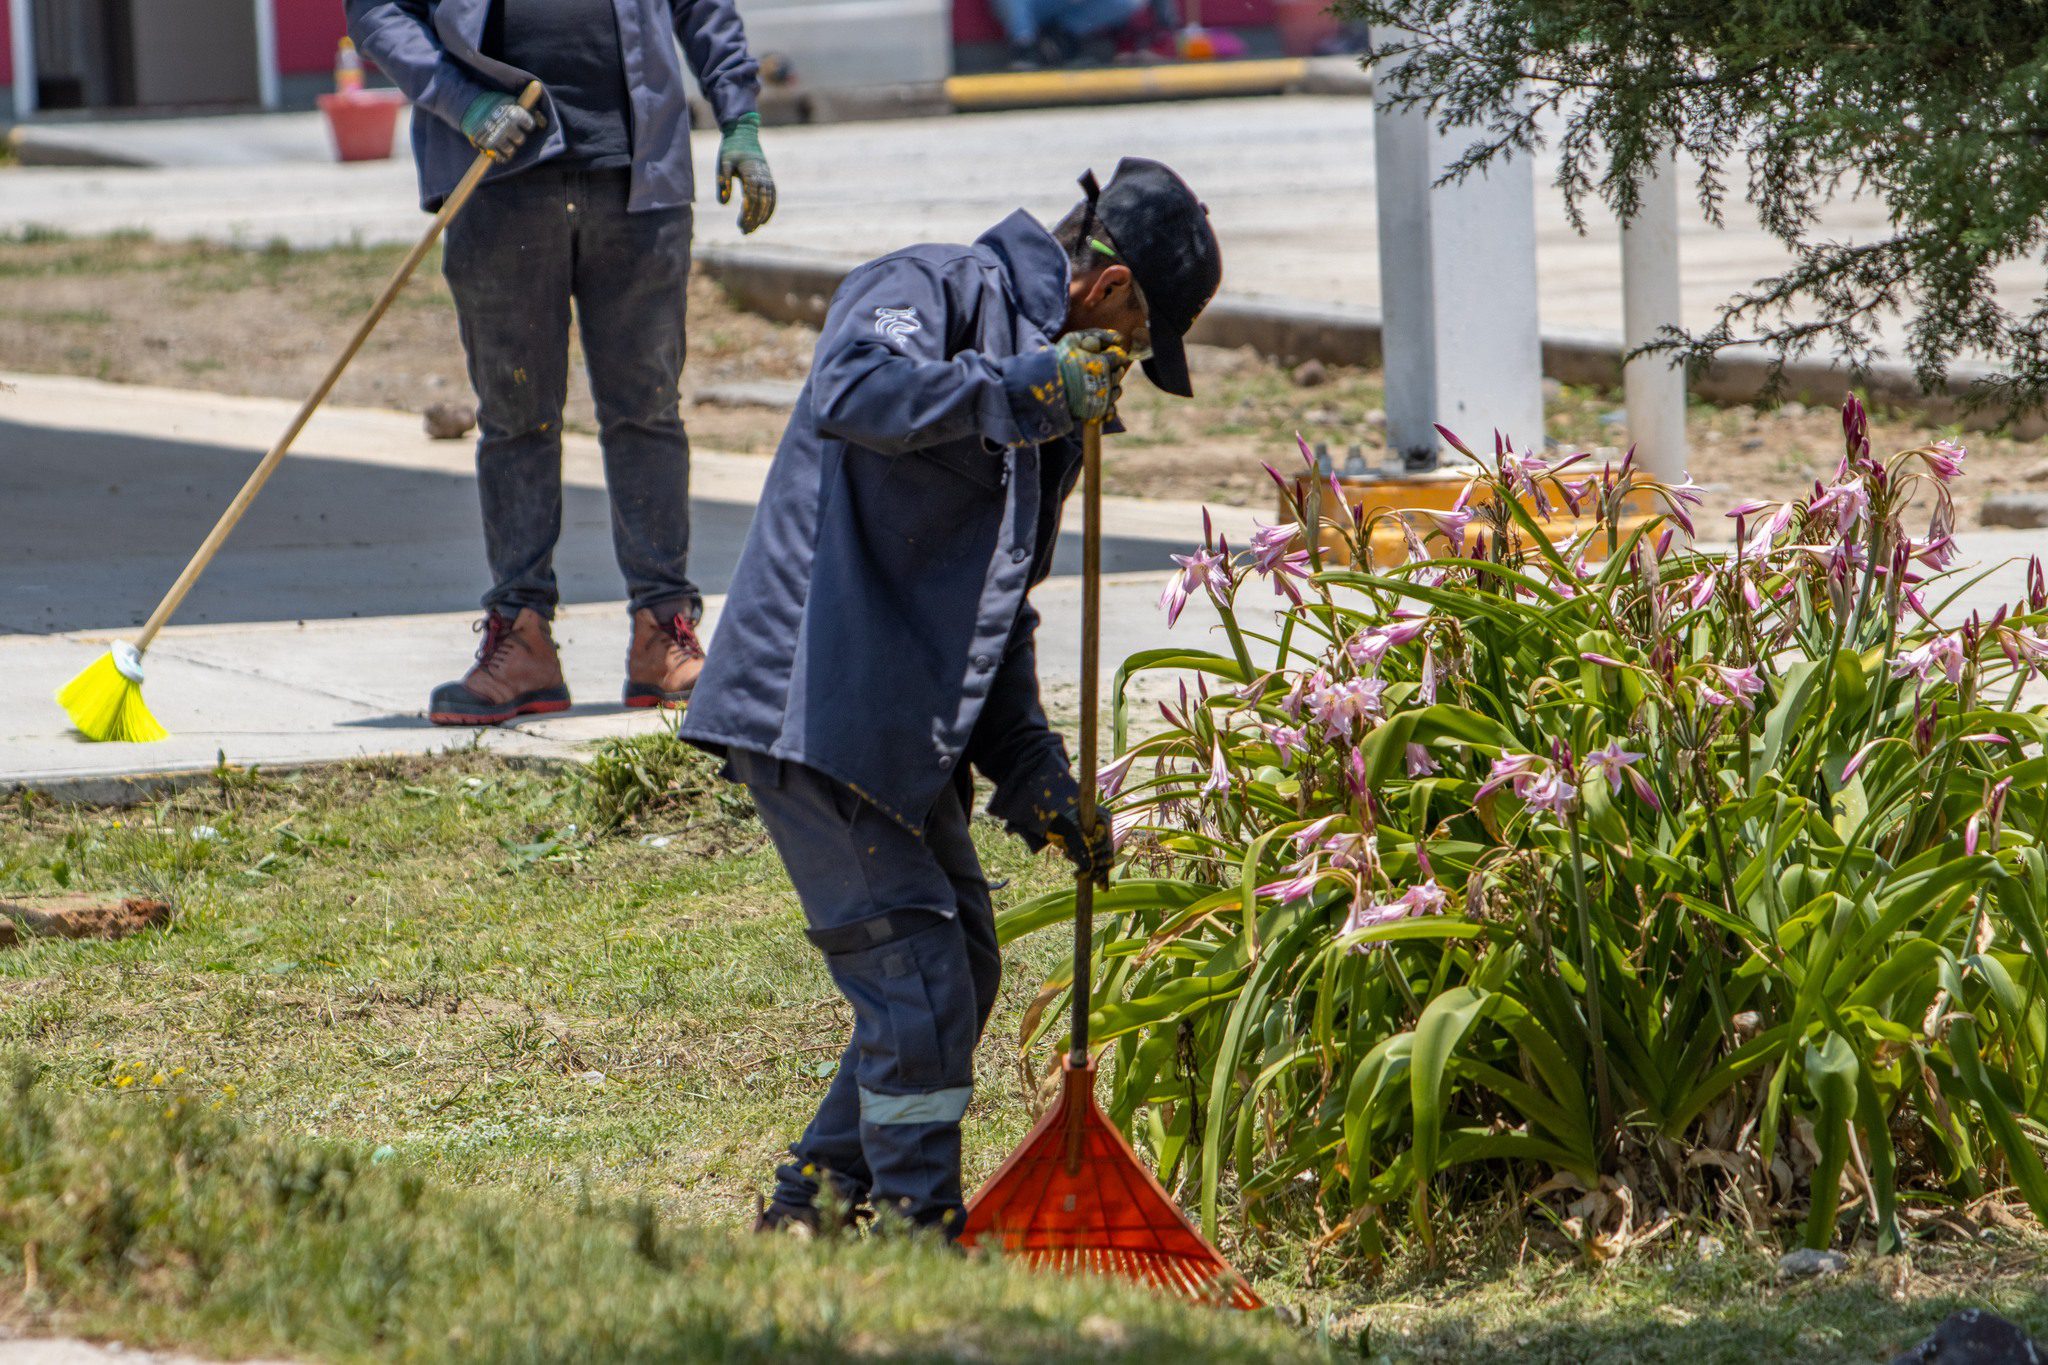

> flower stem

[{"left": 1565, "top": 812, "right": 1616, "bottom": 1145}]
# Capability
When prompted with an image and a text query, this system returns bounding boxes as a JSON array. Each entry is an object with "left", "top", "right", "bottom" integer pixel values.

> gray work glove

[
  {"left": 1054, "top": 329, "right": 1131, "bottom": 424},
  {"left": 461, "top": 92, "right": 543, "bottom": 160},
  {"left": 718, "top": 113, "right": 777, "bottom": 234}
]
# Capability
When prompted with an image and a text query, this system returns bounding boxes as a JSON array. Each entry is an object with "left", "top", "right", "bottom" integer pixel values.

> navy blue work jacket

[
  {"left": 345, "top": 0, "right": 758, "bottom": 212},
  {"left": 682, "top": 211, "right": 1085, "bottom": 835}
]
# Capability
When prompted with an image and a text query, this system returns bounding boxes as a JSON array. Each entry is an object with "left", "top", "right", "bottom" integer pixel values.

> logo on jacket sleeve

[{"left": 874, "top": 307, "right": 922, "bottom": 344}]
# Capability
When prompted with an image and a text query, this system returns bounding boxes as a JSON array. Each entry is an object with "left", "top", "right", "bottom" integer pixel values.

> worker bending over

[{"left": 681, "top": 160, "right": 1222, "bottom": 1237}]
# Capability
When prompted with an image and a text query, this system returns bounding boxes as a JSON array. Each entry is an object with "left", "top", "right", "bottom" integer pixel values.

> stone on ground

[
  {"left": 422, "top": 401, "right": 477, "bottom": 440},
  {"left": 1981, "top": 493, "right": 2048, "bottom": 529},
  {"left": 1775, "top": 1248, "right": 1849, "bottom": 1281}
]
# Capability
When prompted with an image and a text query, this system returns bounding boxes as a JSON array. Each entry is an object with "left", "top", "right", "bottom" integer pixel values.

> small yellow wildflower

[
  {"left": 171, "top": 1066, "right": 186, "bottom": 1077},
  {"left": 151, "top": 1071, "right": 168, "bottom": 1086},
  {"left": 114, "top": 1076, "right": 134, "bottom": 1089},
  {"left": 222, "top": 1083, "right": 238, "bottom": 1099}
]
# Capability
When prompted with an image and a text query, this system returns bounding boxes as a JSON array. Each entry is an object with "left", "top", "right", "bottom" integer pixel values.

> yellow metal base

[
  {"left": 945, "top": 58, "right": 1309, "bottom": 111},
  {"left": 1288, "top": 469, "right": 1654, "bottom": 567}
]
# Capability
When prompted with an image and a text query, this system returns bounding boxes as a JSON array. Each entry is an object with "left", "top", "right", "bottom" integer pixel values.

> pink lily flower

[
  {"left": 1201, "top": 732, "right": 1232, "bottom": 797},
  {"left": 1258, "top": 864, "right": 1323, "bottom": 903},
  {"left": 1713, "top": 664, "right": 1765, "bottom": 704},
  {"left": 1160, "top": 545, "right": 1228, "bottom": 627},
  {"left": 1475, "top": 752, "right": 1542, "bottom": 802},
  {"left": 1248, "top": 521, "right": 1300, "bottom": 576},
  {"left": 1346, "top": 748, "right": 1371, "bottom": 801},
  {"left": 1809, "top": 478, "right": 1870, "bottom": 532},
  {"left": 1291, "top": 815, "right": 1338, "bottom": 856},
  {"left": 1405, "top": 742, "right": 1439, "bottom": 778},
  {"left": 1309, "top": 675, "right": 1387, "bottom": 741},
  {"left": 1345, "top": 618, "right": 1429, "bottom": 672},
  {"left": 1096, "top": 749, "right": 1143, "bottom": 800},
  {"left": 1517, "top": 771, "right": 1579, "bottom": 817},
  {"left": 1921, "top": 440, "right": 1967, "bottom": 482},
  {"left": 1582, "top": 738, "right": 1657, "bottom": 807},
  {"left": 1342, "top": 876, "right": 1451, "bottom": 951},
  {"left": 1265, "top": 723, "right": 1309, "bottom": 766},
  {"left": 1419, "top": 643, "right": 1442, "bottom": 704}
]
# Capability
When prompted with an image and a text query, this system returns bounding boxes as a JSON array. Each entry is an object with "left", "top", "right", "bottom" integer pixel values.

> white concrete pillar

[
  {"left": 253, "top": 0, "right": 281, "bottom": 110},
  {"left": 1371, "top": 25, "right": 1544, "bottom": 470},
  {"left": 9, "top": 0, "right": 36, "bottom": 120},
  {"left": 1621, "top": 152, "right": 1687, "bottom": 482}
]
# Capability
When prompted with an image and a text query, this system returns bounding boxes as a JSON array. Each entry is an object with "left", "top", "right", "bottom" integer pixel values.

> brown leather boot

[
  {"left": 624, "top": 607, "right": 705, "bottom": 708},
  {"left": 428, "top": 609, "right": 572, "bottom": 726}
]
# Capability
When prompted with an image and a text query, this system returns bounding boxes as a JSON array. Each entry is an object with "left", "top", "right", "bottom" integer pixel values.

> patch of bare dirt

[
  {"left": 2, "top": 234, "right": 2043, "bottom": 521},
  {"left": 0, "top": 895, "right": 171, "bottom": 948}
]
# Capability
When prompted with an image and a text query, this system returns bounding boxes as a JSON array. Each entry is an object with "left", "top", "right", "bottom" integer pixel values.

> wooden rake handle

[
  {"left": 132, "top": 80, "right": 544, "bottom": 653},
  {"left": 1070, "top": 419, "right": 1103, "bottom": 1068}
]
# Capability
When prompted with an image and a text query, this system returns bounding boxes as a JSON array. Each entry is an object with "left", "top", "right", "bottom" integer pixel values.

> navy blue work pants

[
  {"left": 442, "top": 164, "right": 701, "bottom": 622},
  {"left": 730, "top": 749, "right": 1002, "bottom": 1235}
]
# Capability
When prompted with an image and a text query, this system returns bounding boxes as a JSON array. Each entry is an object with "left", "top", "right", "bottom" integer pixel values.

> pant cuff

[{"left": 636, "top": 593, "right": 702, "bottom": 625}]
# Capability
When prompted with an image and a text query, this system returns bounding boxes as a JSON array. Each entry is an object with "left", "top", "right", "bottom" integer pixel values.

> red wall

[
  {"left": 274, "top": 0, "right": 351, "bottom": 77},
  {"left": 0, "top": 2, "right": 13, "bottom": 92}
]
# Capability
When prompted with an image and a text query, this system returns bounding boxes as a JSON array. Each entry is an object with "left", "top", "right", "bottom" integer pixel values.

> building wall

[
  {"left": 0, "top": 0, "right": 13, "bottom": 116},
  {"left": 274, "top": 0, "right": 348, "bottom": 77}
]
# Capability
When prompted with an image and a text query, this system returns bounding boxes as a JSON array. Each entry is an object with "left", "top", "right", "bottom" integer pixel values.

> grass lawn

[{"left": 4, "top": 748, "right": 2048, "bottom": 1362}]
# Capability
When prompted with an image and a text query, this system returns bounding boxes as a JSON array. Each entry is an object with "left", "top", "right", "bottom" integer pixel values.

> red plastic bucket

[{"left": 318, "top": 91, "right": 406, "bottom": 163}]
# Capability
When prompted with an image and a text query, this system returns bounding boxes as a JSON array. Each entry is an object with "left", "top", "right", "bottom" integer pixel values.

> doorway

[{"left": 31, "top": 0, "right": 261, "bottom": 112}]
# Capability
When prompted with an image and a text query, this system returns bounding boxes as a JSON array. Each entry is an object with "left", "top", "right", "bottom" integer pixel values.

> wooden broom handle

[
  {"left": 1070, "top": 419, "right": 1103, "bottom": 1068},
  {"left": 133, "top": 81, "right": 543, "bottom": 653}
]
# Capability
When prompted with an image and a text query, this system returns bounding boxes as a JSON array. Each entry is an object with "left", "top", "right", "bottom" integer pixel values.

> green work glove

[
  {"left": 461, "top": 91, "right": 543, "bottom": 160},
  {"left": 1054, "top": 329, "right": 1130, "bottom": 423},
  {"left": 718, "top": 113, "right": 776, "bottom": 234}
]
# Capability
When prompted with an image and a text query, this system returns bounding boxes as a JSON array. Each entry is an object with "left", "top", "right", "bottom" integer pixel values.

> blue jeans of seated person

[
  {"left": 729, "top": 748, "right": 1002, "bottom": 1235},
  {"left": 442, "top": 164, "right": 701, "bottom": 623},
  {"left": 993, "top": 0, "right": 1142, "bottom": 46}
]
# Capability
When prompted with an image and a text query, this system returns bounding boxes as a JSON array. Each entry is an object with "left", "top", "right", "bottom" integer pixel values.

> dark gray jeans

[{"left": 443, "top": 165, "right": 699, "bottom": 622}]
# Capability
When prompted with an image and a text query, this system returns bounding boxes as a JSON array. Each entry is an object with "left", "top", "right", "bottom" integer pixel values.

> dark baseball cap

[{"left": 1082, "top": 158, "right": 1222, "bottom": 397}]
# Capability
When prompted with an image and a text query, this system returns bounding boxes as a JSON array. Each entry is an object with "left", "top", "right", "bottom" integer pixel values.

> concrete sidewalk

[{"left": 0, "top": 372, "right": 1236, "bottom": 796}]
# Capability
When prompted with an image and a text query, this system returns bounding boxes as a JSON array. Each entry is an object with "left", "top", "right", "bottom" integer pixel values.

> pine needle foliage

[{"left": 1341, "top": 1, "right": 2048, "bottom": 414}]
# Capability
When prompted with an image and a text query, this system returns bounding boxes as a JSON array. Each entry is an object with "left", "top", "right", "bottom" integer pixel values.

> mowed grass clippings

[{"left": 0, "top": 1068, "right": 1317, "bottom": 1364}]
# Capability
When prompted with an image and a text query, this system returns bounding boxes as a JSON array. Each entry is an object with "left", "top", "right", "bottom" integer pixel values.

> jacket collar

[{"left": 977, "top": 211, "right": 1071, "bottom": 339}]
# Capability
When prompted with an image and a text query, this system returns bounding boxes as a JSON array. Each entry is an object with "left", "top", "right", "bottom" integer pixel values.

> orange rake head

[{"left": 959, "top": 1056, "right": 1262, "bottom": 1310}]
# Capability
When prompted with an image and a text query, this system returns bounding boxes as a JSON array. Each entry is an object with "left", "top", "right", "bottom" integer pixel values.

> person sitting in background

[{"left": 997, "top": 0, "right": 1172, "bottom": 68}]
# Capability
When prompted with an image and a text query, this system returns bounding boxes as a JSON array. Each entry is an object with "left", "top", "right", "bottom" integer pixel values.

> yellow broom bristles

[{"left": 57, "top": 646, "right": 168, "bottom": 743}]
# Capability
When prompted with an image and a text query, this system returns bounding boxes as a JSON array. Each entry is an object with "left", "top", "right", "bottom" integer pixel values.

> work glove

[
  {"left": 1040, "top": 774, "right": 1115, "bottom": 889},
  {"left": 1054, "top": 329, "right": 1131, "bottom": 424},
  {"left": 718, "top": 113, "right": 777, "bottom": 234},
  {"left": 461, "top": 91, "right": 543, "bottom": 160}
]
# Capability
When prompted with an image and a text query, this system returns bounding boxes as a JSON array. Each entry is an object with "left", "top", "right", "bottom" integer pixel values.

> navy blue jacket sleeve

[
  {"left": 810, "top": 256, "right": 1073, "bottom": 457},
  {"left": 969, "top": 603, "right": 1076, "bottom": 849},
  {"left": 345, "top": 0, "right": 492, "bottom": 132},
  {"left": 669, "top": 0, "right": 760, "bottom": 128}
]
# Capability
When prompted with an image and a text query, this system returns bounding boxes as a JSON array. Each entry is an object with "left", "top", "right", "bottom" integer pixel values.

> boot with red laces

[
  {"left": 625, "top": 607, "right": 705, "bottom": 708},
  {"left": 429, "top": 608, "right": 572, "bottom": 726}
]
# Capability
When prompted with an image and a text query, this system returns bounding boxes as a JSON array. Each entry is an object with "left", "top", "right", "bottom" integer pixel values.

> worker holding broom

[
  {"left": 347, "top": 0, "right": 774, "bottom": 725},
  {"left": 680, "top": 160, "right": 1222, "bottom": 1238}
]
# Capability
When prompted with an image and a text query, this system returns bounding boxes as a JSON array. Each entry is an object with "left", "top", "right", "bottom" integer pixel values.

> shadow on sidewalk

[{"left": 0, "top": 422, "right": 1182, "bottom": 635}]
